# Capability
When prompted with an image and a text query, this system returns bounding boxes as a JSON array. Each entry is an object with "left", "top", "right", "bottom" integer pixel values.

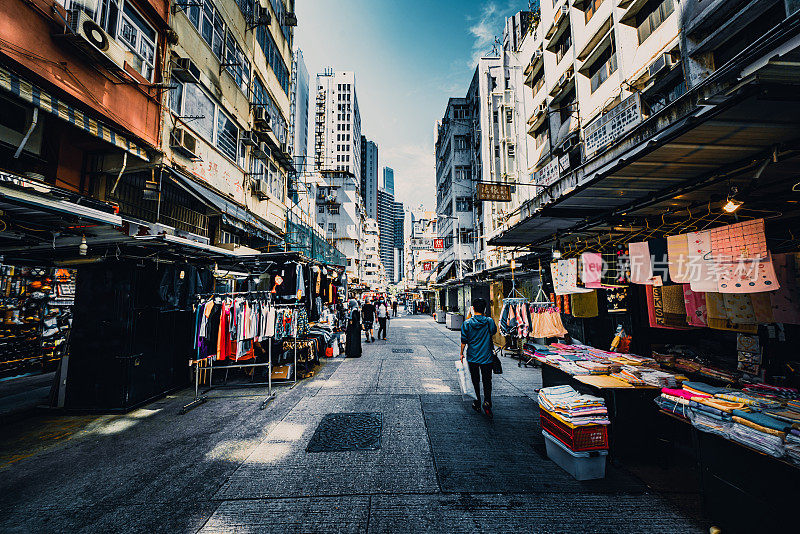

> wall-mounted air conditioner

[
  {"left": 253, "top": 177, "right": 269, "bottom": 199},
  {"left": 253, "top": 107, "right": 272, "bottom": 131},
  {"left": 249, "top": 5, "right": 271, "bottom": 28},
  {"left": 537, "top": 102, "right": 548, "bottom": 115},
  {"left": 241, "top": 130, "right": 258, "bottom": 147},
  {"left": 173, "top": 57, "right": 200, "bottom": 83},
  {"left": 648, "top": 53, "right": 676, "bottom": 80},
  {"left": 170, "top": 127, "right": 198, "bottom": 158},
  {"left": 60, "top": 10, "right": 125, "bottom": 73},
  {"left": 253, "top": 141, "right": 270, "bottom": 159}
]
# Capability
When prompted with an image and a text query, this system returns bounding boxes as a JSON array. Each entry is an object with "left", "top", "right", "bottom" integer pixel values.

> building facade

[
  {"left": 377, "top": 185, "right": 396, "bottom": 282},
  {"left": 404, "top": 209, "right": 439, "bottom": 288},
  {"left": 393, "top": 200, "right": 405, "bottom": 283},
  {"left": 360, "top": 137, "right": 379, "bottom": 219},
  {"left": 362, "top": 217, "right": 384, "bottom": 289},
  {"left": 290, "top": 48, "right": 309, "bottom": 177},
  {"left": 314, "top": 69, "right": 364, "bottom": 279}
]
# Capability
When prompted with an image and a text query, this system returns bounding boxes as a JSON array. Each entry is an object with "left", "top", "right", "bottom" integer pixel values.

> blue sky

[{"left": 295, "top": 0, "right": 522, "bottom": 211}]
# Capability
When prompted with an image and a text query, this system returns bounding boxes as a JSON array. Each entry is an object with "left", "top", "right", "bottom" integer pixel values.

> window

[
  {"left": 553, "top": 27, "right": 572, "bottom": 64},
  {"left": 584, "top": 0, "right": 604, "bottom": 24},
  {"left": 531, "top": 71, "right": 545, "bottom": 94},
  {"left": 455, "top": 166, "right": 470, "bottom": 181},
  {"left": 636, "top": 0, "right": 675, "bottom": 44},
  {"left": 456, "top": 196, "right": 472, "bottom": 212},
  {"left": 328, "top": 222, "right": 337, "bottom": 233},
  {"left": 225, "top": 34, "right": 250, "bottom": 94},
  {"left": 216, "top": 109, "right": 238, "bottom": 161},
  {"left": 118, "top": 2, "right": 156, "bottom": 80},
  {"left": 494, "top": 145, "right": 500, "bottom": 158},
  {"left": 459, "top": 228, "right": 474, "bottom": 243},
  {"left": 183, "top": 82, "right": 215, "bottom": 141},
  {"left": 328, "top": 205, "right": 339, "bottom": 214},
  {"left": 534, "top": 124, "right": 548, "bottom": 148},
  {"left": 251, "top": 76, "right": 288, "bottom": 144},
  {"left": 454, "top": 136, "right": 468, "bottom": 150},
  {"left": 508, "top": 144, "right": 516, "bottom": 158},
  {"left": 492, "top": 110, "right": 498, "bottom": 124},
  {"left": 318, "top": 205, "right": 325, "bottom": 213},
  {"left": 588, "top": 38, "right": 617, "bottom": 93},
  {"left": 255, "top": 23, "right": 291, "bottom": 96},
  {"left": 506, "top": 109, "right": 513, "bottom": 123},
  {"left": 185, "top": 0, "right": 225, "bottom": 58}
]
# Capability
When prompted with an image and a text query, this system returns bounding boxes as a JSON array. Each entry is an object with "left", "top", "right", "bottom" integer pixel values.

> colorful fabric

[
  {"left": 581, "top": 252, "right": 604, "bottom": 289},
  {"left": 571, "top": 291, "right": 598, "bottom": 318},
  {"left": 705, "top": 292, "right": 757, "bottom": 333},
  {"left": 710, "top": 219, "right": 768, "bottom": 261},
  {"left": 629, "top": 241, "right": 655, "bottom": 284},
  {"left": 750, "top": 292, "right": 774, "bottom": 323},
  {"left": 722, "top": 294, "right": 756, "bottom": 324},
  {"left": 662, "top": 387, "right": 710, "bottom": 400},
  {"left": 716, "top": 253, "right": 780, "bottom": 293},
  {"left": 686, "top": 231, "right": 718, "bottom": 292},
  {"left": 682, "top": 286, "right": 708, "bottom": 326},
  {"left": 661, "top": 284, "right": 689, "bottom": 326},
  {"left": 667, "top": 234, "right": 691, "bottom": 283}
]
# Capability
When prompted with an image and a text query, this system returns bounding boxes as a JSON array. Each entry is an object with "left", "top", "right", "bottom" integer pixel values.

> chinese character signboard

[
  {"left": 411, "top": 238, "right": 433, "bottom": 250},
  {"left": 583, "top": 94, "right": 642, "bottom": 158},
  {"left": 433, "top": 238, "right": 444, "bottom": 250},
  {"left": 422, "top": 262, "right": 433, "bottom": 272},
  {"left": 534, "top": 158, "right": 559, "bottom": 187},
  {"left": 477, "top": 183, "right": 511, "bottom": 202}
]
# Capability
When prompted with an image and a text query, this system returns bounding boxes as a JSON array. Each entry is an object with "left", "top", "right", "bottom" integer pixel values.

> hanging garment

[
  {"left": 710, "top": 218, "right": 768, "bottom": 262},
  {"left": 686, "top": 231, "right": 718, "bottom": 292},
  {"left": 581, "top": 253, "right": 604, "bottom": 289},
  {"left": 722, "top": 294, "right": 756, "bottom": 325},
  {"left": 529, "top": 306, "right": 568, "bottom": 338},
  {"left": 667, "top": 234, "right": 691, "bottom": 283},
  {"left": 647, "top": 286, "right": 692, "bottom": 330},
  {"left": 716, "top": 253, "right": 780, "bottom": 293},
  {"left": 769, "top": 254, "right": 800, "bottom": 324},
  {"left": 571, "top": 291, "right": 598, "bottom": 318},
  {"left": 551, "top": 261, "right": 570, "bottom": 295},
  {"left": 661, "top": 284, "right": 690, "bottom": 327},
  {"left": 628, "top": 242, "right": 655, "bottom": 284},
  {"left": 682, "top": 286, "right": 708, "bottom": 327},
  {"left": 705, "top": 292, "right": 757, "bottom": 333}
]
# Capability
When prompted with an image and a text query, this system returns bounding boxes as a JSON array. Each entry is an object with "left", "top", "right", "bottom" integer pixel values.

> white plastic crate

[{"left": 542, "top": 430, "right": 607, "bottom": 481}]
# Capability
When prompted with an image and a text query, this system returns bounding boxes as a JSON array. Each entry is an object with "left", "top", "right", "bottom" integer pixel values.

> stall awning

[
  {"left": 435, "top": 260, "right": 455, "bottom": 283},
  {"left": 169, "top": 170, "right": 281, "bottom": 243},
  {"left": 0, "top": 171, "right": 121, "bottom": 226},
  {"left": 0, "top": 66, "right": 149, "bottom": 162}
]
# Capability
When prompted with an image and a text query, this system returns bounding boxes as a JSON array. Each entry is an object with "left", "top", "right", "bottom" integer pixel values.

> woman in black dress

[{"left": 345, "top": 299, "right": 362, "bottom": 358}]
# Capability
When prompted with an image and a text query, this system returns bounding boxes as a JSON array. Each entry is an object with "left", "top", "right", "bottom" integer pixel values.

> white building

[
  {"left": 314, "top": 69, "right": 364, "bottom": 280},
  {"left": 404, "top": 209, "right": 439, "bottom": 288},
  {"left": 362, "top": 218, "right": 385, "bottom": 289}
]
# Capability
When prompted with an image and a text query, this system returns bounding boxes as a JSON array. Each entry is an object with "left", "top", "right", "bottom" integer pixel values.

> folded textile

[
  {"left": 731, "top": 410, "right": 789, "bottom": 433},
  {"left": 682, "top": 381, "right": 725, "bottom": 395},
  {"left": 690, "top": 410, "right": 731, "bottom": 437},
  {"left": 655, "top": 396, "right": 690, "bottom": 418},
  {"left": 661, "top": 393, "right": 692, "bottom": 406},
  {"left": 764, "top": 410, "right": 800, "bottom": 425},
  {"left": 730, "top": 422, "right": 785, "bottom": 457},
  {"left": 716, "top": 392, "right": 762, "bottom": 406},
  {"left": 695, "top": 397, "right": 746, "bottom": 413},
  {"left": 538, "top": 385, "right": 610, "bottom": 425},
  {"left": 689, "top": 400, "right": 729, "bottom": 418},
  {"left": 661, "top": 387, "right": 710, "bottom": 400}
]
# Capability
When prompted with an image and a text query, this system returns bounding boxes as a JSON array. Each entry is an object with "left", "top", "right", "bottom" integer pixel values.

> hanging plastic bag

[{"left": 456, "top": 359, "right": 478, "bottom": 401}]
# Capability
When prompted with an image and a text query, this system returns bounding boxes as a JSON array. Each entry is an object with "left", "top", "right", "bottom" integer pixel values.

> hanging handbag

[{"left": 492, "top": 349, "right": 503, "bottom": 374}]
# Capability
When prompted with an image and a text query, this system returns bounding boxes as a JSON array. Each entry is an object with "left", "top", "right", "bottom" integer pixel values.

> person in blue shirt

[{"left": 460, "top": 297, "right": 498, "bottom": 418}]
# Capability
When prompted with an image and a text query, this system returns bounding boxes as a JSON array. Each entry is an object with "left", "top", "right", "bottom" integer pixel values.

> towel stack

[
  {"left": 538, "top": 385, "right": 610, "bottom": 426},
  {"left": 786, "top": 429, "right": 800, "bottom": 465},
  {"left": 730, "top": 410, "right": 788, "bottom": 458}
]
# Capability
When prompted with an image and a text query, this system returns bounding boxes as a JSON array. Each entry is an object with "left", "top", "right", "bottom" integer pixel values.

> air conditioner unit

[
  {"left": 173, "top": 57, "right": 200, "bottom": 83},
  {"left": 648, "top": 53, "right": 676, "bottom": 79},
  {"left": 170, "top": 127, "right": 198, "bottom": 158},
  {"left": 61, "top": 10, "right": 125, "bottom": 72},
  {"left": 253, "top": 177, "right": 269, "bottom": 199},
  {"left": 537, "top": 102, "right": 548, "bottom": 115},
  {"left": 241, "top": 130, "right": 258, "bottom": 147},
  {"left": 249, "top": 5, "right": 271, "bottom": 28},
  {"left": 253, "top": 107, "right": 272, "bottom": 131},
  {"left": 559, "top": 70, "right": 573, "bottom": 88},
  {"left": 561, "top": 4, "right": 570, "bottom": 16},
  {"left": 283, "top": 11, "right": 298, "bottom": 27},
  {"left": 533, "top": 50, "right": 543, "bottom": 61},
  {"left": 253, "top": 141, "right": 270, "bottom": 159}
]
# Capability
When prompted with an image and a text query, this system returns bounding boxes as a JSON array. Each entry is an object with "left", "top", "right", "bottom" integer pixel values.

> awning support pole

[
  {"left": 14, "top": 108, "right": 38, "bottom": 159},
  {"left": 109, "top": 152, "right": 128, "bottom": 195}
]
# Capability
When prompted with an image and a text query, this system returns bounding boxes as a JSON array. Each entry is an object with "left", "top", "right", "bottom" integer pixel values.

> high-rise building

[
  {"left": 377, "top": 186, "right": 395, "bottom": 282},
  {"left": 289, "top": 49, "right": 310, "bottom": 177},
  {"left": 314, "top": 69, "right": 364, "bottom": 282},
  {"left": 362, "top": 218, "right": 384, "bottom": 289},
  {"left": 393, "top": 200, "right": 405, "bottom": 282},
  {"left": 360, "top": 137, "right": 379, "bottom": 219},
  {"left": 382, "top": 166, "right": 394, "bottom": 195}
]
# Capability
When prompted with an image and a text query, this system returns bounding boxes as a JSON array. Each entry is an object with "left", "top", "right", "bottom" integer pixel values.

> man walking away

[
  {"left": 362, "top": 298, "right": 376, "bottom": 343},
  {"left": 460, "top": 298, "right": 497, "bottom": 418},
  {"left": 392, "top": 299, "right": 398, "bottom": 317},
  {"left": 377, "top": 300, "right": 388, "bottom": 340}
]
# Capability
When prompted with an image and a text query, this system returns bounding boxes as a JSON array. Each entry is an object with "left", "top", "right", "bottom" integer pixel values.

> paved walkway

[{"left": 0, "top": 315, "right": 706, "bottom": 533}]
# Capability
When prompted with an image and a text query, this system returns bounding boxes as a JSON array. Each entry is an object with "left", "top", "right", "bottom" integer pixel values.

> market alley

[{"left": 0, "top": 314, "right": 706, "bottom": 533}]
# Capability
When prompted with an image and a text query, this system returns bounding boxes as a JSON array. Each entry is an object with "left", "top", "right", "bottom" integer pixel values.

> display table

[
  {"left": 658, "top": 412, "right": 798, "bottom": 533},
  {"left": 540, "top": 361, "right": 660, "bottom": 460}
]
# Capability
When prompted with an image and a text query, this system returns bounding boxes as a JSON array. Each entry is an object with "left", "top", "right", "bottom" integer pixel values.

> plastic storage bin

[
  {"left": 542, "top": 430, "right": 607, "bottom": 480},
  {"left": 539, "top": 407, "right": 609, "bottom": 451}
]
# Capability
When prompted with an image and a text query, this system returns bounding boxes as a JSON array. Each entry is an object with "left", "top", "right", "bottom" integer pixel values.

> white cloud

[{"left": 467, "top": 1, "right": 519, "bottom": 67}]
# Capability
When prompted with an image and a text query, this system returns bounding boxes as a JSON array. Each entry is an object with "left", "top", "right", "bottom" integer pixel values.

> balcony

[
  {"left": 549, "top": 65, "right": 575, "bottom": 101},
  {"left": 576, "top": 15, "right": 613, "bottom": 62},
  {"left": 523, "top": 49, "right": 544, "bottom": 87},
  {"left": 546, "top": 2, "right": 571, "bottom": 40}
]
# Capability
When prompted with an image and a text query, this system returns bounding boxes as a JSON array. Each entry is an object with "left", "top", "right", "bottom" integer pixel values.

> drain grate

[
  {"left": 392, "top": 348, "right": 414, "bottom": 353},
  {"left": 306, "top": 412, "right": 383, "bottom": 453}
]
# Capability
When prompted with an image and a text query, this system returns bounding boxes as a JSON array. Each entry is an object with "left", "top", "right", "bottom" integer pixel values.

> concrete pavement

[{"left": 0, "top": 314, "right": 706, "bottom": 533}]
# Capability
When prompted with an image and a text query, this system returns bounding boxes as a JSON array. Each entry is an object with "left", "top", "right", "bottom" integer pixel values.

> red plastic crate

[{"left": 539, "top": 407, "right": 609, "bottom": 452}]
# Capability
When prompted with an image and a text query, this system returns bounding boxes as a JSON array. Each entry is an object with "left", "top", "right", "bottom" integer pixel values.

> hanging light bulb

[
  {"left": 78, "top": 235, "right": 88, "bottom": 256},
  {"left": 723, "top": 186, "right": 742, "bottom": 213},
  {"left": 552, "top": 238, "right": 562, "bottom": 260}
]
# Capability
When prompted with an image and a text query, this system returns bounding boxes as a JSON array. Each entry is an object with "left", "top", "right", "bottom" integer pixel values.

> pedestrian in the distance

[
  {"left": 377, "top": 300, "right": 388, "bottom": 340},
  {"left": 392, "top": 299, "right": 398, "bottom": 317},
  {"left": 460, "top": 297, "right": 497, "bottom": 418},
  {"left": 362, "top": 298, "right": 376, "bottom": 343},
  {"left": 345, "top": 299, "right": 362, "bottom": 358}
]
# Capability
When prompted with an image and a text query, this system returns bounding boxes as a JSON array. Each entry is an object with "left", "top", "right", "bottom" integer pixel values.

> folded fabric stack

[
  {"left": 654, "top": 395, "right": 690, "bottom": 419},
  {"left": 787, "top": 399, "right": 800, "bottom": 413},
  {"left": 538, "top": 385, "right": 610, "bottom": 425},
  {"left": 689, "top": 400, "right": 732, "bottom": 438},
  {"left": 609, "top": 354, "right": 656, "bottom": 366},
  {"left": 742, "top": 383, "right": 799, "bottom": 401},
  {"left": 786, "top": 429, "right": 800, "bottom": 464},
  {"left": 729, "top": 410, "right": 788, "bottom": 458},
  {"left": 576, "top": 361, "right": 620, "bottom": 375},
  {"left": 559, "top": 361, "right": 592, "bottom": 375},
  {"left": 696, "top": 365, "right": 738, "bottom": 384},
  {"left": 682, "top": 381, "right": 726, "bottom": 397},
  {"left": 639, "top": 369, "right": 679, "bottom": 388},
  {"left": 763, "top": 409, "right": 800, "bottom": 426},
  {"left": 717, "top": 391, "right": 782, "bottom": 411},
  {"left": 611, "top": 366, "right": 649, "bottom": 386}
]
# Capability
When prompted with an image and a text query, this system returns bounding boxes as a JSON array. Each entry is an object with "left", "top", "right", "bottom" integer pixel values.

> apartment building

[
  {"left": 290, "top": 48, "right": 310, "bottom": 177},
  {"left": 434, "top": 97, "right": 480, "bottom": 281},
  {"left": 393, "top": 200, "right": 405, "bottom": 283},
  {"left": 360, "top": 137, "right": 379, "bottom": 219},
  {"left": 377, "top": 166, "right": 397, "bottom": 282},
  {"left": 314, "top": 69, "right": 364, "bottom": 280},
  {"left": 404, "top": 209, "right": 439, "bottom": 287},
  {"left": 362, "top": 218, "right": 384, "bottom": 289},
  {"left": 489, "top": 1, "right": 800, "bottom": 254}
]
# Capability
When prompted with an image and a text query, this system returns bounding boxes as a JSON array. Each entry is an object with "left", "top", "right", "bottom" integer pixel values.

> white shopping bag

[{"left": 455, "top": 359, "right": 477, "bottom": 401}]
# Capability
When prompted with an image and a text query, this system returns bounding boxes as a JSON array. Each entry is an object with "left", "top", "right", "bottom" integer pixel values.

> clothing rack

[{"left": 180, "top": 293, "right": 305, "bottom": 415}]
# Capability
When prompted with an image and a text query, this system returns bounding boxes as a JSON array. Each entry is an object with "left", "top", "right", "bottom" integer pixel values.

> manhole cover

[
  {"left": 306, "top": 412, "right": 382, "bottom": 453},
  {"left": 392, "top": 348, "right": 414, "bottom": 353}
]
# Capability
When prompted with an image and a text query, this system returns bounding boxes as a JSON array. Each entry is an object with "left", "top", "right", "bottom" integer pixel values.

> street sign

[
  {"left": 433, "top": 238, "right": 444, "bottom": 250},
  {"left": 583, "top": 93, "right": 642, "bottom": 157},
  {"left": 534, "top": 158, "right": 559, "bottom": 187},
  {"left": 410, "top": 238, "right": 433, "bottom": 250},
  {"left": 477, "top": 183, "right": 511, "bottom": 202}
]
